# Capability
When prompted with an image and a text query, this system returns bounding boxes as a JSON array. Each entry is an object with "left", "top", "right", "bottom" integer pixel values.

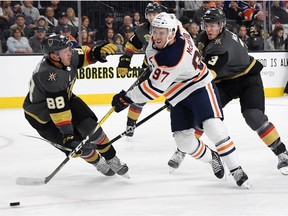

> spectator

[
  {"left": 242, "top": 0, "right": 262, "bottom": 29},
  {"left": 44, "top": 6, "right": 58, "bottom": 34},
  {"left": 80, "top": 27, "right": 95, "bottom": 48},
  {"left": 114, "top": 33, "right": 124, "bottom": 53},
  {"left": 132, "top": 11, "right": 142, "bottom": 27},
  {"left": 238, "top": 24, "right": 250, "bottom": 48},
  {"left": 224, "top": 1, "right": 243, "bottom": 25},
  {"left": 28, "top": 26, "right": 46, "bottom": 53},
  {"left": 179, "top": 0, "right": 202, "bottom": 17},
  {"left": 123, "top": 26, "right": 134, "bottom": 46},
  {"left": 104, "top": 27, "right": 115, "bottom": 44},
  {"left": 6, "top": 25, "right": 32, "bottom": 53},
  {"left": 81, "top": 15, "right": 96, "bottom": 40},
  {"left": 188, "top": 22, "right": 200, "bottom": 44},
  {"left": 54, "top": 12, "right": 77, "bottom": 38},
  {"left": 267, "top": 26, "right": 287, "bottom": 50},
  {"left": 11, "top": 2, "right": 21, "bottom": 18},
  {"left": 21, "top": 1, "right": 40, "bottom": 25},
  {"left": 118, "top": 14, "right": 133, "bottom": 38},
  {"left": 0, "top": 1, "right": 14, "bottom": 31},
  {"left": 179, "top": 16, "right": 192, "bottom": 32},
  {"left": 48, "top": 0, "right": 64, "bottom": 20},
  {"left": 66, "top": 7, "right": 78, "bottom": 27},
  {"left": 193, "top": 1, "right": 210, "bottom": 26},
  {"left": 247, "top": 20, "right": 264, "bottom": 50},
  {"left": 97, "top": 12, "right": 119, "bottom": 40},
  {"left": 60, "top": 24, "right": 78, "bottom": 47},
  {"left": 10, "top": 13, "right": 32, "bottom": 38},
  {"left": 35, "top": 15, "right": 48, "bottom": 29},
  {"left": 270, "top": 0, "right": 288, "bottom": 24},
  {"left": 181, "top": 0, "right": 202, "bottom": 11}
]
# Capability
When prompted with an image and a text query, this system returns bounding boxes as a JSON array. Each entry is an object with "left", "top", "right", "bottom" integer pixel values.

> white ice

[{"left": 1, "top": 98, "right": 288, "bottom": 216}]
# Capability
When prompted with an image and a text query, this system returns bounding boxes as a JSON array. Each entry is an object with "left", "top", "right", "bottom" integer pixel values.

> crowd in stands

[
  {"left": 179, "top": 0, "right": 288, "bottom": 51},
  {"left": 1, "top": 0, "right": 288, "bottom": 54}
]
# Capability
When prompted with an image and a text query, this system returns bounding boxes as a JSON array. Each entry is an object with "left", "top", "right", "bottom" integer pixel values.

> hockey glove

[
  {"left": 91, "top": 41, "right": 117, "bottom": 63},
  {"left": 117, "top": 54, "right": 132, "bottom": 75},
  {"left": 112, "top": 90, "right": 133, "bottom": 113},
  {"left": 63, "top": 134, "right": 82, "bottom": 158}
]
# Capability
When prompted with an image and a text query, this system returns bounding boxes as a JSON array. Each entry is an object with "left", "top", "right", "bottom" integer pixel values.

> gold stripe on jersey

[
  {"left": 50, "top": 110, "right": 72, "bottom": 126},
  {"left": 125, "top": 42, "right": 139, "bottom": 53},
  {"left": 24, "top": 110, "right": 48, "bottom": 124},
  {"left": 215, "top": 59, "right": 256, "bottom": 83}
]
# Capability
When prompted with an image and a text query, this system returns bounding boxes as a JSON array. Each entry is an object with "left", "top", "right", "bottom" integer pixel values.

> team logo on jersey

[
  {"left": 144, "top": 34, "right": 151, "bottom": 42},
  {"left": 48, "top": 72, "right": 57, "bottom": 82},
  {"left": 214, "top": 38, "right": 221, "bottom": 45},
  {"left": 48, "top": 39, "right": 54, "bottom": 47}
]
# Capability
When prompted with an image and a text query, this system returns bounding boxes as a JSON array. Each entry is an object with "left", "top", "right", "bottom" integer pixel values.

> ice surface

[{"left": 1, "top": 98, "right": 288, "bottom": 216}]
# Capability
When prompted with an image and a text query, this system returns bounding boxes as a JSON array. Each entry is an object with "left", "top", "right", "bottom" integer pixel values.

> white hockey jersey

[{"left": 126, "top": 24, "right": 213, "bottom": 106}]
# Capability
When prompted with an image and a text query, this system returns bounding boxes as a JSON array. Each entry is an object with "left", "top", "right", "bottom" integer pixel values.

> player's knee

[
  {"left": 242, "top": 109, "right": 268, "bottom": 131},
  {"left": 173, "top": 128, "right": 198, "bottom": 153},
  {"left": 203, "top": 118, "right": 228, "bottom": 143},
  {"left": 77, "top": 117, "right": 97, "bottom": 137}
]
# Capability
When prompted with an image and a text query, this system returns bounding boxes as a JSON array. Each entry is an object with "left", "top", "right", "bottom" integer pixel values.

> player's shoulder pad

[{"left": 154, "top": 34, "right": 185, "bottom": 68}]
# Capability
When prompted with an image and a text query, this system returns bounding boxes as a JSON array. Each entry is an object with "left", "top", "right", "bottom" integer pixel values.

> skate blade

[
  {"left": 119, "top": 173, "right": 130, "bottom": 179},
  {"left": 279, "top": 167, "right": 288, "bottom": 175},
  {"left": 169, "top": 167, "right": 177, "bottom": 174},
  {"left": 126, "top": 136, "right": 133, "bottom": 141},
  {"left": 241, "top": 180, "right": 252, "bottom": 189}
]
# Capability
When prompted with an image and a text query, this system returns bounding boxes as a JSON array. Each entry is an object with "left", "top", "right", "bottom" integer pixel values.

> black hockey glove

[
  {"left": 112, "top": 90, "right": 133, "bottom": 113},
  {"left": 91, "top": 41, "right": 117, "bottom": 63},
  {"left": 63, "top": 134, "right": 82, "bottom": 158},
  {"left": 117, "top": 54, "right": 131, "bottom": 75}
]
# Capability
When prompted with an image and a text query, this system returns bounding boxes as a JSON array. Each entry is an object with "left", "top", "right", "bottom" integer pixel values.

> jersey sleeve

[{"left": 74, "top": 45, "right": 96, "bottom": 69}]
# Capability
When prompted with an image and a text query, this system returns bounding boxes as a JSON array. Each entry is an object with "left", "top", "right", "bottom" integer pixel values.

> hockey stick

[
  {"left": 107, "top": 104, "right": 168, "bottom": 145},
  {"left": 16, "top": 107, "right": 115, "bottom": 186}
]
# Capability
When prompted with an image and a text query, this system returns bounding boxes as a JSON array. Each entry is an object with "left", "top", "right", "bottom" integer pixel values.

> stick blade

[{"left": 16, "top": 177, "right": 46, "bottom": 186}]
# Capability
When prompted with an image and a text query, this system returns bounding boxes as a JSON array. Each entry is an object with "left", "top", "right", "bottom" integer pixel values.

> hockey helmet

[
  {"left": 145, "top": 2, "right": 162, "bottom": 15},
  {"left": 42, "top": 34, "right": 72, "bottom": 55},
  {"left": 202, "top": 8, "right": 226, "bottom": 24},
  {"left": 151, "top": 12, "right": 178, "bottom": 34},
  {"left": 151, "top": 12, "right": 178, "bottom": 48}
]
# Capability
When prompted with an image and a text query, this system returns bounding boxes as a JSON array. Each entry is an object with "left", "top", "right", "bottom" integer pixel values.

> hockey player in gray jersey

[
  {"left": 117, "top": 2, "right": 162, "bottom": 138},
  {"left": 169, "top": 8, "right": 288, "bottom": 176},
  {"left": 112, "top": 12, "right": 251, "bottom": 188},
  {"left": 23, "top": 34, "right": 129, "bottom": 178}
]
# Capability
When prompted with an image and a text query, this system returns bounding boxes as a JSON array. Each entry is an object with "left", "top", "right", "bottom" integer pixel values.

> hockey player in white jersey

[{"left": 112, "top": 12, "right": 251, "bottom": 188}]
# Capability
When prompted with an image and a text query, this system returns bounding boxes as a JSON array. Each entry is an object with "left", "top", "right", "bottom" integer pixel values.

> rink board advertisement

[{"left": 0, "top": 52, "right": 288, "bottom": 108}]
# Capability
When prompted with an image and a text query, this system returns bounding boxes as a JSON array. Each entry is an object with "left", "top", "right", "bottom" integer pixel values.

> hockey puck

[{"left": 10, "top": 202, "right": 20, "bottom": 207}]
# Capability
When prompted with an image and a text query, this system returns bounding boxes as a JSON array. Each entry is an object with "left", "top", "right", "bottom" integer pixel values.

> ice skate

[
  {"left": 92, "top": 156, "right": 115, "bottom": 176},
  {"left": 231, "top": 166, "right": 251, "bottom": 189},
  {"left": 107, "top": 156, "right": 130, "bottom": 179},
  {"left": 168, "top": 149, "right": 186, "bottom": 173},
  {"left": 209, "top": 150, "right": 225, "bottom": 179},
  {"left": 277, "top": 151, "right": 288, "bottom": 175},
  {"left": 126, "top": 119, "right": 136, "bottom": 139}
]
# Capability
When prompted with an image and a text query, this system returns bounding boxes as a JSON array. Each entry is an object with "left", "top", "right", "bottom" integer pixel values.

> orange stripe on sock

[
  {"left": 217, "top": 141, "right": 234, "bottom": 152},
  {"left": 193, "top": 141, "right": 205, "bottom": 158}
]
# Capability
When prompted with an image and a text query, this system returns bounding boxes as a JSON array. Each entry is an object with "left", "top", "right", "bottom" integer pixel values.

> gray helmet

[
  {"left": 145, "top": 2, "right": 162, "bottom": 15},
  {"left": 202, "top": 8, "right": 226, "bottom": 24},
  {"left": 41, "top": 34, "right": 71, "bottom": 55}
]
